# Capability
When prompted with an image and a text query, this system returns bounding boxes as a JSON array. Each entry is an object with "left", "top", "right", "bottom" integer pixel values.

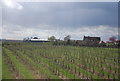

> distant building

[
  {"left": 83, "top": 36, "right": 100, "bottom": 42},
  {"left": 83, "top": 36, "right": 101, "bottom": 46},
  {"left": 23, "top": 37, "right": 50, "bottom": 42},
  {"left": 106, "top": 40, "right": 120, "bottom": 47},
  {"left": 30, "top": 39, "right": 49, "bottom": 42},
  {"left": 30, "top": 39, "right": 50, "bottom": 42},
  {"left": 76, "top": 36, "right": 101, "bottom": 46}
]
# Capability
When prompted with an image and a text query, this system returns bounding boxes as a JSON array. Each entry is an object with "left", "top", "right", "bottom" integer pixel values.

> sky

[{"left": 1, "top": 0, "right": 119, "bottom": 41}]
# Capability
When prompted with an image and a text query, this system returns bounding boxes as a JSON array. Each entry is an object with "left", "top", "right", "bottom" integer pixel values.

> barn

[
  {"left": 23, "top": 37, "right": 50, "bottom": 42},
  {"left": 30, "top": 39, "right": 50, "bottom": 42}
]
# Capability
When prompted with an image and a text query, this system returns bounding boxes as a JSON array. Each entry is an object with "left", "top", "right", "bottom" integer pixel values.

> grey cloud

[{"left": 3, "top": 2, "right": 118, "bottom": 28}]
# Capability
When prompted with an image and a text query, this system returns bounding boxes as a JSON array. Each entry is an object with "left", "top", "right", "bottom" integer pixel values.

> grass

[
  {"left": 0, "top": 46, "right": 2, "bottom": 80},
  {"left": 3, "top": 48, "right": 35, "bottom": 79},
  {"left": 2, "top": 57, "right": 13, "bottom": 79}
]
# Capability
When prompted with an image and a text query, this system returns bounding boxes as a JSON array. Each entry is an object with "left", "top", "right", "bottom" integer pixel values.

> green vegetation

[
  {"left": 2, "top": 42, "right": 119, "bottom": 80},
  {"left": 0, "top": 43, "right": 2, "bottom": 80},
  {"left": 3, "top": 48, "right": 35, "bottom": 79},
  {"left": 2, "top": 57, "right": 13, "bottom": 79}
]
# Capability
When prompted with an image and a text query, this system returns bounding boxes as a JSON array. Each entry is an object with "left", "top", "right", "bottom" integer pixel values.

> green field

[
  {"left": 2, "top": 42, "right": 119, "bottom": 80},
  {"left": 0, "top": 41, "right": 2, "bottom": 80}
]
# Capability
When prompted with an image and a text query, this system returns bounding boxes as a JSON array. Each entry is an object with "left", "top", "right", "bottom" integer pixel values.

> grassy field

[
  {"left": 0, "top": 42, "right": 2, "bottom": 80},
  {"left": 2, "top": 42, "right": 119, "bottom": 80}
]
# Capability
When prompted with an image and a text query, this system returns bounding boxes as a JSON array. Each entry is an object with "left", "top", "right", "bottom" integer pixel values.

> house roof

[{"left": 83, "top": 36, "right": 101, "bottom": 40}]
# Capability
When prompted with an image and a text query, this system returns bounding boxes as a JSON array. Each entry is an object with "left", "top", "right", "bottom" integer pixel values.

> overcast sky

[{"left": 1, "top": 1, "right": 119, "bottom": 41}]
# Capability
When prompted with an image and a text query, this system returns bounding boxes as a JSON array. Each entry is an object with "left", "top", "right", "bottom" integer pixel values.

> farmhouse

[
  {"left": 76, "top": 36, "right": 101, "bottom": 46},
  {"left": 83, "top": 36, "right": 100, "bottom": 42}
]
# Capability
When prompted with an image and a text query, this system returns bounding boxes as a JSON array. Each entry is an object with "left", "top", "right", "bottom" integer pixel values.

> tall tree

[
  {"left": 64, "top": 35, "right": 70, "bottom": 41},
  {"left": 64, "top": 35, "right": 71, "bottom": 45},
  {"left": 48, "top": 36, "right": 56, "bottom": 41}
]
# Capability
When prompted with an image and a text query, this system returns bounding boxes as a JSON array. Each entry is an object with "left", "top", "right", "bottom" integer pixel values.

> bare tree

[{"left": 64, "top": 35, "right": 70, "bottom": 41}]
